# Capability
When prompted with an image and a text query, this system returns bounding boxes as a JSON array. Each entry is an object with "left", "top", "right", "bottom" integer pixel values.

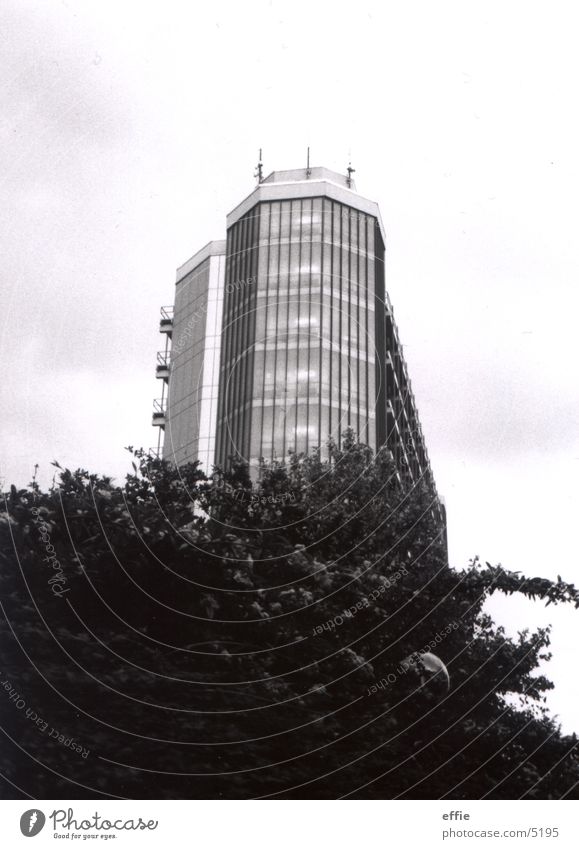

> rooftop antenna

[
  {"left": 306, "top": 146, "right": 311, "bottom": 178},
  {"left": 346, "top": 159, "right": 355, "bottom": 188},
  {"left": 254, "top": 148, "right": 263, "bottom": 184}
]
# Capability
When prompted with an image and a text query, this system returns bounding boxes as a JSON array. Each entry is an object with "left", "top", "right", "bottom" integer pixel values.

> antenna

[
  {"left": 254, "top": 148, "right": 263, "bottom": 184},
  {"left": 346, "top": 160, "right": 356, "bottom": 188},
  {"left": 306, "top": 146, "right": 311, "bottom": 178}
]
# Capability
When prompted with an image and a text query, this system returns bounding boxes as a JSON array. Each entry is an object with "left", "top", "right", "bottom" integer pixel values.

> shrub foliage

[{"left": 1, "top": 437, "right": 578, "bottom": 799}]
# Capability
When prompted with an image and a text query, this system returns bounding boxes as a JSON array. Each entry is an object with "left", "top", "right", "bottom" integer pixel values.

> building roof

[
  {"left": 226, "top": 167, "right": 387, "bottom": 246},
  {"left": 176, "top": 239, "right": 226, "bottom": 283},
  {"left": 262, "top": 166, "right": 356, "bottom": 190}
]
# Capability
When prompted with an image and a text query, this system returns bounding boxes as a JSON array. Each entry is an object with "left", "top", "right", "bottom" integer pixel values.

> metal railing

[{"left": 159, "top": 306, "right": 174, "bottom": 335}]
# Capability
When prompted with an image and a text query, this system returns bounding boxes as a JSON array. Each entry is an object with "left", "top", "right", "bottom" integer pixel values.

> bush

[{"left": 1, "top": 439, "right": 578, "bottom": 799}]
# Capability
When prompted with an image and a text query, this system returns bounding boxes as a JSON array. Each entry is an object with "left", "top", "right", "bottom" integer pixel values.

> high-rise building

[
  {"left": 154, "top": 241, "right": 226, "bottom": 472},
  {"left": 154, "top": 165, "right": 443, "bottom": 523}
]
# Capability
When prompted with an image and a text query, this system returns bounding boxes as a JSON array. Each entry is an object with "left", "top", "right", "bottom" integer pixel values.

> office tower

[
  {"left": 154, "top": 241, "right": 226, "bottom": 471},
  {"left": 154, "top": 166, "right": 442, "bottom": 520}
]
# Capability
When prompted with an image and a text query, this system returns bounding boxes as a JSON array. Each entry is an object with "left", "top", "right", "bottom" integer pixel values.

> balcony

[
  {"left": 159, "top": 306, "right": 174, "bottom": 337},
  {"left": 156, "top": 351, "right": 170, "bottom": 381},
  {"left": 152, "top": 398, "right": 166, "bottom": 428}
]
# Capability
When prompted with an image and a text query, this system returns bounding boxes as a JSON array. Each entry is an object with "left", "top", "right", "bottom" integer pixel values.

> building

[
  {"left": 153, "top": 165, "right": 444, "bottom": 525},
  {"left": 154, "top": 241, "right": 226, "bottom": 472}
]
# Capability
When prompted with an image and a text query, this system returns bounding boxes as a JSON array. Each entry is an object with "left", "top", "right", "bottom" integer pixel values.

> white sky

[{"left": 1, "top": 0, "right": 578, "bottom": 731}]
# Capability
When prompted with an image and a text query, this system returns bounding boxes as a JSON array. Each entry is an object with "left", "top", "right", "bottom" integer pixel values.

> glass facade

[{"left": 216, "top": 197, "right": 381, "bottom": 474}]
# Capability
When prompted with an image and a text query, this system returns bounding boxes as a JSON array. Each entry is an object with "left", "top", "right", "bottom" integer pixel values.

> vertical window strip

[
  {"left": 227, "top": 220, "right": 238, "bottom": 460},
  {"left": 292, "top": 199, "right": 301, "bottom": 453},
  {"left": 278, "top": 201, "right": 289, "bottom": 459},
  {"left": 241, "top": 210, "right": 253, "bottom": 463},
  {"left": 234, "top": 216, "right": 245, "bottom": 460},
  {"left": 328, "top": 201, "right": 335, "bottom": 444},
  {"left": 317, "top": 198, "right": 324, "bottom": 451},
  {"left": 364, "top": 217, "right": 370, "bottom": 447},
  {"left": 246, "top": 206, "right": 258, "bottom": 463},
  {"left": 275, "top": 202, "right": 285, "bottom": 458},
  {"left": 256, "top": 201, "right": 272, "bottom": 468},
  {"left": 249, "top": 206, "right": 260, "bottom": 464},
  {"left": 304, "top": 197, "right": 313, "bottom": 454},
  {"left": 337, "top": 202, "right": 343, "bottom": 446},
  {"left": 347, "top": 207, "right": 352, "bottom": 431},
  {"left": 232, "top": 218, "right": 244, "bottom": 460},
  {"left": 355, "top": 213, "right": 360, "bottom": 440},
  {"left": 265, "top": 202, "right": 280, "bottom": 456}
]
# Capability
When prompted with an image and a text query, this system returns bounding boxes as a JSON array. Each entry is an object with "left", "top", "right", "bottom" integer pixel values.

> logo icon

[{"left": 20, "top": 810, "right": 46, "bottom": 837}]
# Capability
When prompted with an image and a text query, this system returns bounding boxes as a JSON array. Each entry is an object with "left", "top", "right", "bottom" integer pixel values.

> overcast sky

[{"left": 1, "top": 0, "right": 578, "bottom": 731}]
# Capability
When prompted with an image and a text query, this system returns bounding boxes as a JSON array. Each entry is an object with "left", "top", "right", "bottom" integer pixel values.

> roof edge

[
  {"left": 226, "top": 179, "right": 386, "bottom": 247},
  {"left": 176, "top": 239, "right": 226, "bottom": 283}
]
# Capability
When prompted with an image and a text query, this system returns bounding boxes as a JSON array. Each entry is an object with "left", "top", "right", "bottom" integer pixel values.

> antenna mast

[
  {"left": 346, "top": 160, "right": 355, "bottom": 188},
  {"left": 254, "top": 148, "right": 263, "bottom": 184},
  {"left": 306, "top": 146, "right": 311, "bottom": 178}
]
